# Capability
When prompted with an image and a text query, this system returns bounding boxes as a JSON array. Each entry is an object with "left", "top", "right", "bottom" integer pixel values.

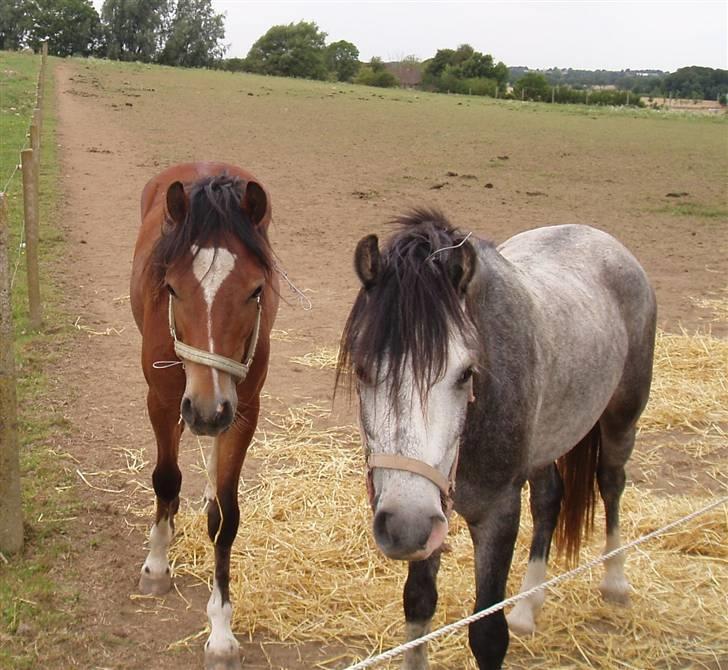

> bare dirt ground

[{"left": 17, "top": 59, "right": 727, "bottom": 669}]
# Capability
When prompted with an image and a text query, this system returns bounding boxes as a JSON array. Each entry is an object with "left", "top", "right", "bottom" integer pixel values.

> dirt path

[{"left": 39, "top": 58, "right": 726, "bottom": 670}]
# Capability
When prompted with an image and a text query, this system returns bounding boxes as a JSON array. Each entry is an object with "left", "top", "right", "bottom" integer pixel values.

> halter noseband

[
  {"left": 167, "top": 294, "right": 261, "bottom": 382},
  {"left": 362, "top": 377, "right": 473, "bottom": 517}
]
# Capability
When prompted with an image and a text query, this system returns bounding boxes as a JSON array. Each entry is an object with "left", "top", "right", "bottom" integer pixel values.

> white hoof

[
  {"left": 599, "top": 575, "right": 631, "bottom": 606},
  {"left": 506, "top": 605, "right": 537, "bottom": 636},
  {"left": 138, "top": 567, "right": 172, "bottom": 596}
]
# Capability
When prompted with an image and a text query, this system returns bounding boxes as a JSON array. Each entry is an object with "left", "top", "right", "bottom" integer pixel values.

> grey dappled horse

[{"left": 337, "top": 210, "right": 656, "bottom": 670}]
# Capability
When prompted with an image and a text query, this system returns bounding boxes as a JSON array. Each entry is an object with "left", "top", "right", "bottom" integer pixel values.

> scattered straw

[
  {"left": 73, "top": 315, "right": 125, "bottom": 337},
  {"left": 690, "top": 287, "right": 728, "bottom": 321},
  {"left": 290, "top": 346, "right": 339, "bottom": 370},
  {"left": 161, "top": 327, "right": 727, "bottom": 669},
  {"left": 640, "top": 329, "right": 728, "bottom": 435}
]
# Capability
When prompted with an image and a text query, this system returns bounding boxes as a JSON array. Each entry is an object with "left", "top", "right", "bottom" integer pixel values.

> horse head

[
  {"left": 156, "top": 175, "right": 272, "bottom": 436},
  {"left": 339, "top": 210, "right": 478, "bottom": 561}
]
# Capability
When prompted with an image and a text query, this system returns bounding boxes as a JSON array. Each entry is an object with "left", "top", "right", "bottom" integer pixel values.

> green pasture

[{"left": 0, "top": 52, "right": 78, "bottom": 670}]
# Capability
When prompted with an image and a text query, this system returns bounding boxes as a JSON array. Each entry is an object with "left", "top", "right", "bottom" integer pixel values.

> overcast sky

[{"left": 209, "top": 1, "right": 727, "bottom": 71}]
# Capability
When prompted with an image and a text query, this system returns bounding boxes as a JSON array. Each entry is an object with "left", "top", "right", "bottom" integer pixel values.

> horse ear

[
  {"left": 449, "top": 239, "right": 477, "bottom": 297},
  {"left": 354, "top": 234, "right": 381, "bottom": 290},
  {"left": 165, "top": 181, "right": 188, "bottom": 227},
  {"left": 242, "top": 180, "right": 268, "bottom": 226}
]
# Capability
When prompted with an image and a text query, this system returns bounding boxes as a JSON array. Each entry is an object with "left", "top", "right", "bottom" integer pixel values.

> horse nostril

[
  {"left": 181, "top": 396, "right": 193, "bottom": 418},
  {"left": 373, "top": 509, "right": 395, "bottom": 546},
  {"left": 214, "top": 400, "right": 233, "bottom": 427}
]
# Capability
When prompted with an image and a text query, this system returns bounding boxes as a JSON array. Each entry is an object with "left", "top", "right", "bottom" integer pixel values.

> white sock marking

[
  {"left": 402, "top": 620, "right": 431, "bottom": 670},
  {"left": 600, "top": 530, "right": 631, "bottom": 602},
  {"left": 142, "top": 517, "right": 173, "bottom": 577},
  {"left": 507, "top": 558, "right": 547, "bottom": 635},
  {"left": 205, "top": 580, "right": 239, "bottom": 658}
]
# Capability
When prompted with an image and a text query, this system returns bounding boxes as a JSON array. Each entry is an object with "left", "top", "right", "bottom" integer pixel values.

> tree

[
  {"left": 423, "top": 44, "right": 507, "bottom": 95},
  {"left": 325, "top": 39, "right": 359, "bottom": 82},
  {"left": 513, "top": 72, "right": 550, "bottom": 101},
  {"left": 0, "top": 0, "right": 32, "bottom": 51},
  {"left": 158, "top": 0, "right": 225, "bottom": 67},
  {"left": 354, "top": 57, "right": 398, "bottom": 88},
  {"left": 244, "top": 21, "right": 328, "bottom": 80},
  {"left": 101, "top": 0, "right": 171, "bottom": 62},
  {"left": 27, "top": 0, "right": 101, "bottom": 56}
]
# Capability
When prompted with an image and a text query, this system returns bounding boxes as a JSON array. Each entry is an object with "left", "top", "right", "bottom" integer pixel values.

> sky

[{"left": 208, "top": 1, "right": 728, "bottom": 71}]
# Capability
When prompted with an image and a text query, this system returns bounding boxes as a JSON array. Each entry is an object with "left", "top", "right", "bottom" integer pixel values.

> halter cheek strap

[{"left": 166, "top": 294, "right": 261, "bottom": 382}]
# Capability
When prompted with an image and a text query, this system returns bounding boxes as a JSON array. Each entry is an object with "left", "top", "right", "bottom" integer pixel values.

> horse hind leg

[
  {"left": 139, "top": 393, "right": 182, "bottom": 596},
  {"left": 596, "top": 421, "right": 635, "bottom": 605},
  {"left": 507, "top": 464, "right": 563, "bottom": 636},
  {"left": 401, "top": 553, "right": 441, "bottom": 670}
]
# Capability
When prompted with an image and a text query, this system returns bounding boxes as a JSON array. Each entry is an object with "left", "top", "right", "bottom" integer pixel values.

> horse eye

[
  {"left": 354, "top": 365, "right": 370, "bottom": 385},
  {"left": 166, "top": 284, "right": 177, "bottom": 298},
  {"left": 457, "top": 367, "right": 474, "bottom": 385},
  {"left": 250, "top": 285, "right": 263, "bottom": 300}
]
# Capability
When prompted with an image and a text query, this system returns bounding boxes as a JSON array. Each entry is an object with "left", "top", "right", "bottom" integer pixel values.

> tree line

[
  {"left": 0, "top": 0, "right": 225, "bottom": 67},
  {"left": 2, "top": 8, "right": 725, "bottom": 103},
  {"left": 511, "top": 66, "right": 728, "bottom": 102}
]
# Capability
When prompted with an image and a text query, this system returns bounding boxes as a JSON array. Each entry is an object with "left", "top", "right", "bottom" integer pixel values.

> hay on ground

[{"left": 163, "top": 328, "right": 728, "bottom": 669}]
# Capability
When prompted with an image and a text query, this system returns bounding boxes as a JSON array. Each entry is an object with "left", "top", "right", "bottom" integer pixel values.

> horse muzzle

[
  {"left": 372, "top": 505, "right": 449, "bottom": 561},
  {"left": 181, "top": 396, "right": 234, "bottom": 436}
]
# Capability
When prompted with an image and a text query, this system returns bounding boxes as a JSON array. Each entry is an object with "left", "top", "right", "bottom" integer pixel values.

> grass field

[{"left": 0, "top": 52, "right": 80, "bottom": 670}]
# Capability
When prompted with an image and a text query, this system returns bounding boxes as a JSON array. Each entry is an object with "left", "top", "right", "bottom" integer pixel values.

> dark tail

[{"left": 554, "top": 422, "right": 601, "bottom": 565}]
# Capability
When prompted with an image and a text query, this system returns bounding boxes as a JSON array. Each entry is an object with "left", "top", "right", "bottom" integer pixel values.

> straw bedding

[{"left": 159, "top": 328, "right": 727, "bottom": 669}]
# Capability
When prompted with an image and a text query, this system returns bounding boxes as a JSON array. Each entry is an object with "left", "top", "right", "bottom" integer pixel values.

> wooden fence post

[
  {"left": 30, "top": 111, "right": 40, "bottom": 173},
  {"left": 21, "top": 150, "right": 42, "bottom": 329},
  {"left": 0, "top": 193, "right": 23, "bottom": 555}
]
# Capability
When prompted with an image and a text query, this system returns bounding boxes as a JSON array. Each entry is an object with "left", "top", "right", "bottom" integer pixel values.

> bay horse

[
  {"left": 337, "top": 210, "right": 656, "bottom": 669},
  {"left": 130, "top": 162, "right": 279, "bottom": 670}
]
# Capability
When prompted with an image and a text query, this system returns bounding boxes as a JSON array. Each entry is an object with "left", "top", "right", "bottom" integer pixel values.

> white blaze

[{"left": 191, "top": 245, "right": 236, "bottom": 395}]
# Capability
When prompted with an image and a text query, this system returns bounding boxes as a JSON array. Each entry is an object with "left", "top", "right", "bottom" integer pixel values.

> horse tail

[{"left": 554, "top": 422, "right": 601, "bottom": 565}]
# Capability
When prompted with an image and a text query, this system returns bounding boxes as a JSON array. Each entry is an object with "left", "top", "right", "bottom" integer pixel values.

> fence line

[
  {"left": 0, "top": 45, "right": 47, "bottom": 555},
  {"left": 344, "top": 494, "right": 728, "bottom": 670}
]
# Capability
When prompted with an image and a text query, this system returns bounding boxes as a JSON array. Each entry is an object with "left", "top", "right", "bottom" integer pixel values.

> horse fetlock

[
  {"left": 138, "top": 564, "right": 173, "bottom": 596},
  {"left": 506, "top": 604, "right": 537, "bottom": 636},
  {"left": 401, "top": 652, "right": 430, "bottom": 670},
  {"left": 599, "top": 573, "right": 631, "bottom": 605}
]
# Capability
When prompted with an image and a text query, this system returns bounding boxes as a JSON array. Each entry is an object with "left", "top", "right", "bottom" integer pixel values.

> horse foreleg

[
  {"left": 507, "top": 464, "right": 562, "bottom": 636},
  {"left": 203, "top": 413, "right": 256, "bottom": 670},
  {"left": 401, "top": 553, "right": 441, "bottom": 670},
  {"left": 467, "top": 485, "right": 521, "bottom": 670},
  {"left": 140, "top": 391, "right": 182, "bottom": 596}
]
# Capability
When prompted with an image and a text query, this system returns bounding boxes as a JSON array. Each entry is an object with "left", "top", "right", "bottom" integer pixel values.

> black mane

[
  {"left": 337, "top": 207, "right": 478, "bottom": 401},
  {"left": 150, "top": 174, "right": 272, "bottom": 291}
]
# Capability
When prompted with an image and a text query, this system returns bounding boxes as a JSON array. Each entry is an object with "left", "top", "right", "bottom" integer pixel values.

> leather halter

[
  {"left": 167, "top": 294, "right": 261, "bottom": 382},
  {"left": 363, "top": 377, "right": 473, "bottom": 517}
]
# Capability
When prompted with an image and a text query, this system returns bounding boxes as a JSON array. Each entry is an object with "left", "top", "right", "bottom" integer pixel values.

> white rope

[
  {"left": 344, "top": 494, "right": 728, "bottom": 670},
  {"left": 425, "top": 231, "right": 473, "bottom": 261},
  {"left": 274, "top": 262, "right": 312, "bottom": 311}
]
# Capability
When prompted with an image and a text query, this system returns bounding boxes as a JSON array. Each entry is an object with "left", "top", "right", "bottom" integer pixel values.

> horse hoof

[
  {"left": 599, "top": 577, "right": 631, "bottom": 606},
  {"left": 204, "top": 651, "right": 242, "bottom": 670},
  {"left": 506, "top": 609, "right": 536, "bottom": 636},
  {"left": 138, "top": 570, "right": 173, "bottom": 596}
]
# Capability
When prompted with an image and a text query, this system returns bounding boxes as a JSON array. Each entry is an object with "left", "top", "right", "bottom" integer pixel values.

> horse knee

[
  {"left": 152, "top": 463, "right": 182, "bottom": 503},
  {"left": 404, "top": 558, "right": 440, "bottom": 622},
  {"left": 469, "top": 613, "right": 509, "bottom": 670},
  {"left": 207, "top": 493, "right": 240, "bottom": 546}
]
